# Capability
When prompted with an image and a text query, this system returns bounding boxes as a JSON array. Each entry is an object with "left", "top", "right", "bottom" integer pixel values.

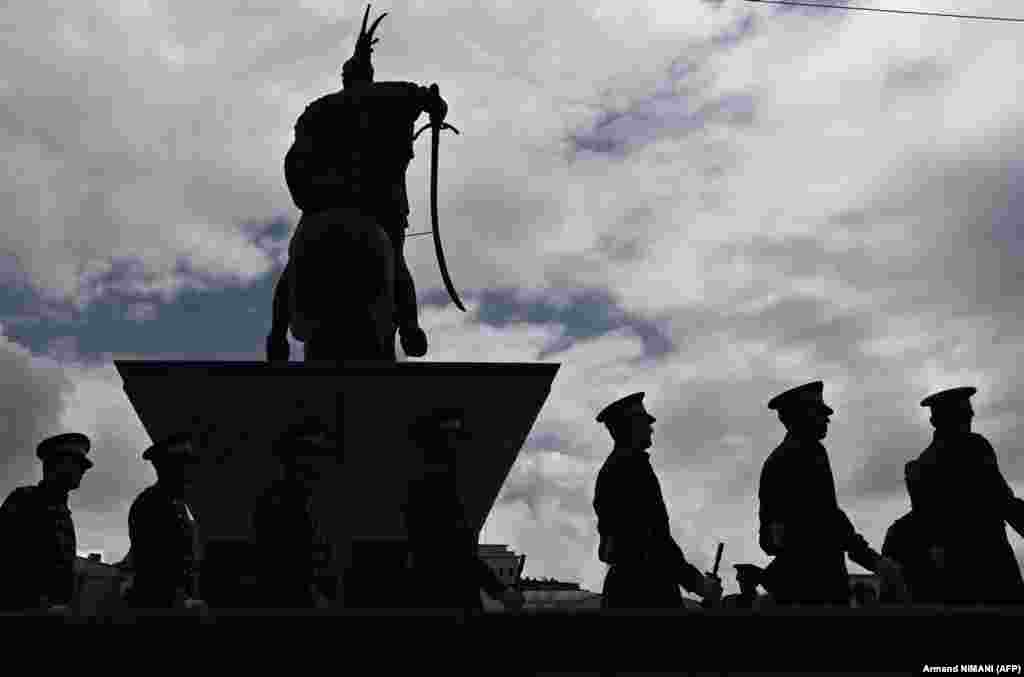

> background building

[{"left": 477, "top": 544, "right": 524, "bottom": 587}]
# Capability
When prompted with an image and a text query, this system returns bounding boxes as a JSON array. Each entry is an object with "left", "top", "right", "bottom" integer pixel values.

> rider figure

[{"left": 268, "top": 4, "right": 448, "bottom": 361}]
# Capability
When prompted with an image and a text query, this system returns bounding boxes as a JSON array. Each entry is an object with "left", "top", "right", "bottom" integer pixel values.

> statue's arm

[
  {"left": 266, "top": 262, "right": 291, "bottom": 361},
  {"left": 416, "top": 83, "right": 448, "bottom": 121},
  {"left": 284, "top": 111, "right": 318, "bottom": 211}
]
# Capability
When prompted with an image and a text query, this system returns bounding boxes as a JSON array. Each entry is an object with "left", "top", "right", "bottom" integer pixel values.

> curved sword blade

[{"left": 429, "top": 121, "right": 467, "bottom": 312}]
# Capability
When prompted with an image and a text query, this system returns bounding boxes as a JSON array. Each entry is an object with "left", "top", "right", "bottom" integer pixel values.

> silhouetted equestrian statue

[
  {"left": 592, "top": 392, "right": 722, "bottom": 610},
  {"left": 912, "top": 387, "right": 1024, "bottom": 605},
  {"left": 757, "top": 381, "right": 902, "bottom": 606},
  {"left": 268, "top": 4, "right": 464, "bottom": 362},
  {"left": 0, "top": 433, "right": 93, "bottom": 616},
  {"left": 880, "top": 460, "right": 943, "bottom": 604}
]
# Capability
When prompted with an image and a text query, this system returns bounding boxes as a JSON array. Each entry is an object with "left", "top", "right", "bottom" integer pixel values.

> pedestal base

[{"left": 115, "top": 360, "right": 559, "bottom": 608}]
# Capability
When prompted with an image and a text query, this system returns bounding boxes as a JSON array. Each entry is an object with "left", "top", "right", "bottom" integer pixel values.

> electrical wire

[{"left": 743, "top": 0, "right": 1024, "bottom": 22}]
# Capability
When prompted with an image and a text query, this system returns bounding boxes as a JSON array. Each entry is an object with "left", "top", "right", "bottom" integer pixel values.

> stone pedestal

[{"left": 115, "top": 360, "right": 559, "bottom": 608}]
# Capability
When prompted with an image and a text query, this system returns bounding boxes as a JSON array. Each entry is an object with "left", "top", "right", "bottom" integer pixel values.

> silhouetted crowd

[
  {"left": 0, "top": 409, "right": 523, "bottom": 617},
  {"left": 1, "top": 381, "right": 1021, "bottom": 618}
]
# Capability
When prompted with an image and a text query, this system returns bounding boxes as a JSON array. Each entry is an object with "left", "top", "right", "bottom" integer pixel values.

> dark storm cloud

[
  {"left": 0, "top": 262, "right": 282, "bottom": 362},
  {"left": 472, "top": 287, "right": 675, "bottom": 360},
  {"left": 566, "top": 13, "right": 760, "bottom": 160},
  {"left": 566, "top": 90, "right": 758, "bottom": 158}
]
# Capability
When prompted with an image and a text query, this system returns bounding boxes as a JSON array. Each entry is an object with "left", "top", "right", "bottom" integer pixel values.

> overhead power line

[{"left": 743, "top": 0, "right": 1024, "bottom": 22}]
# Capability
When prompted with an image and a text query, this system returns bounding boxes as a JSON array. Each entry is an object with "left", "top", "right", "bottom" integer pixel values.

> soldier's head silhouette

[
  {"left": 767, "top": 381, "right": 834, "bottom": 441},
  {"left": 143, "top": 432, "right": 200, "bottom": 492},
  {"left": 37, "top": 432, "right": 93, "bottom": 492},
  {"left": 596, "top": 392, "right": 656, "bottom": 450},
  {"left": 273, "top": 419, "right": 336, "bottom": 485},
  {"left": 342, "top": 4, "right": 387, "bottom": 88},
  {"left": 920, "top": 386, "right": 976, "bottom": 434},
  {"left": 410, "top": 408, "right": 469, "bottom": 468}
]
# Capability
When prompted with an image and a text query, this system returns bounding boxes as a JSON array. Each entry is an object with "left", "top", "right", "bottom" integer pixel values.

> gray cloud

[{"left": 0, "top": 332, "right": 76, "bottom": 487}]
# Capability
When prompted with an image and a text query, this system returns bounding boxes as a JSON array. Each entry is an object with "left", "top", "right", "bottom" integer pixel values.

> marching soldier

[
  {"left": 252, "top": 420, "right": 338, "bottom": 609},
  {"left": 402, "top": 409, "right": 525, "bottom": 614},
  {"left": 913, "top": 387, "right": 1024, "bottom": 605},
  {"left": 268, "top": 4, "right": 451, "bottom": 362},
  {"left": 757, "top": 381, "right": 902, "bottom": 605},
  {"left": 0, "top": 433, "right": 93, "bottom": 615},
  {"left": 879, "top": 460, "right": 941, "bottom": 604},
  {"left": 592, "top": 392, "right": 722, "bottom": 609},
  {"left": 124, "top": 432, "right": 205, "bottom": 612}
]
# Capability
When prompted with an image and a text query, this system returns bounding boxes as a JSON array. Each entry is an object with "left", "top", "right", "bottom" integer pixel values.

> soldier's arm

[
  {"left": 836, "top": 507, "right": 882, "bottom": 572},
  {"left": 645, "top": 474, "right": 705, "bottom": 592},
  {"left": 878, "top": 522, "right": 910, "bottom": 603},
  {"left": 665, "top": 535, "right": 705, "bottom": 595},
  {"left": 0, "top": 490, "right": 40, "bottom": 605},
  {"left": 128, "top": 495, "right": 175, "bottom": 589},
  {"left": 593, "top": 465, "right": 646, "bottom": 564},
  {"left": 758, "top": 456, "right": 787, "bottom": 555},
  {"left": 975, "top": 434, "right": 1024, "bottom": 536}
]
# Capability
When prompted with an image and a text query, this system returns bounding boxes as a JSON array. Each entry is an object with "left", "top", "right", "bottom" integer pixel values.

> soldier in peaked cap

[
  {"left": 592, "top": 392, "right": 722, "bottom": 609},
  {"left": 0, "top": 433, "right": 93, "bottom": 614},
  {"left": 402, "top": 408, "right": 525, "bottom": 614},
  {"left": 912, "top": 387, "right": 1024, "bottom": 605},
  {"left": 253, "top": 419, "right": 339, "bottom": 609},
  {"left": 124, "top": 432, "right": 206, "bottom": 612},
  {"left": 879, "top": 460, "right": 943, "bottom": 604},
  {"left": 757, "top": 381, "right": 902, "bottom": 605}
]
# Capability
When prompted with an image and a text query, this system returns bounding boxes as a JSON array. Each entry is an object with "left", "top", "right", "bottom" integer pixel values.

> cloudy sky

[{"left": 2, "top": 0, "right": 1022, "bottom": 596}]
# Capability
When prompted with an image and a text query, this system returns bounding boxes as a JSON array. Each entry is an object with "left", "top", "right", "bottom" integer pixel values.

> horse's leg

[
  {"left": 368, "top": 222, "right": 397, "bottom": 360},
  {"left": 305, "top": 215, "right": 396, "bottom": 361}
]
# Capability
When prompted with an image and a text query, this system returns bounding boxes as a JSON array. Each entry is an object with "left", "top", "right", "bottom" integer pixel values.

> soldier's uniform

[
  {"left": 757, "top": 382, "right": 881, "bottom": 605},
  {"left": 253, "top": 423, "right": 337, "bottom": 608},
  {"left": 881, "top": 511, "right": 940, "bottom": 604},
  {"left": 592, "top": 393, "right": 704, "bottom": 609},
  {"left": 0, "top": 433, "right": 93, "bottom": 611},
  {"left": 913, "top": 387, "right": 1024, "bottom": 605},
  {"left": 403, "top": 411, "right": 508, "bottom": 612},
  {"left": 124, "top": 434, "right": 202, "bottom": 609},
  {"left": 878, "top": 460, "right": 941, "bottom": 604}
]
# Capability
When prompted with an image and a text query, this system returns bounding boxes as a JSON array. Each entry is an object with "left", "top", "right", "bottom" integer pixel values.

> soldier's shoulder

[
  {"left": 597, "top": 450, "right": 636, "bottom": 474},
  {"left": 763, "top": 439, "right": 795, "bottom": 464},
  {"left": 1, "top": 485, "right": 40, "bottom": 510},
  {"left": 129, "top": 485, "right": 163, "bottom": 511},
  {"left": 889, "top": 511, "right": 916, "bottom": 531},
  {"left": 965, "top": 432, "right": 995, "bottom": 450}
]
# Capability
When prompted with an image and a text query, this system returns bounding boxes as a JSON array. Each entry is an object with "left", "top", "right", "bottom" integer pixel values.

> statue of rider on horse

[{"left": 268, "top": 4, "right": 464, "bottom": 362}]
